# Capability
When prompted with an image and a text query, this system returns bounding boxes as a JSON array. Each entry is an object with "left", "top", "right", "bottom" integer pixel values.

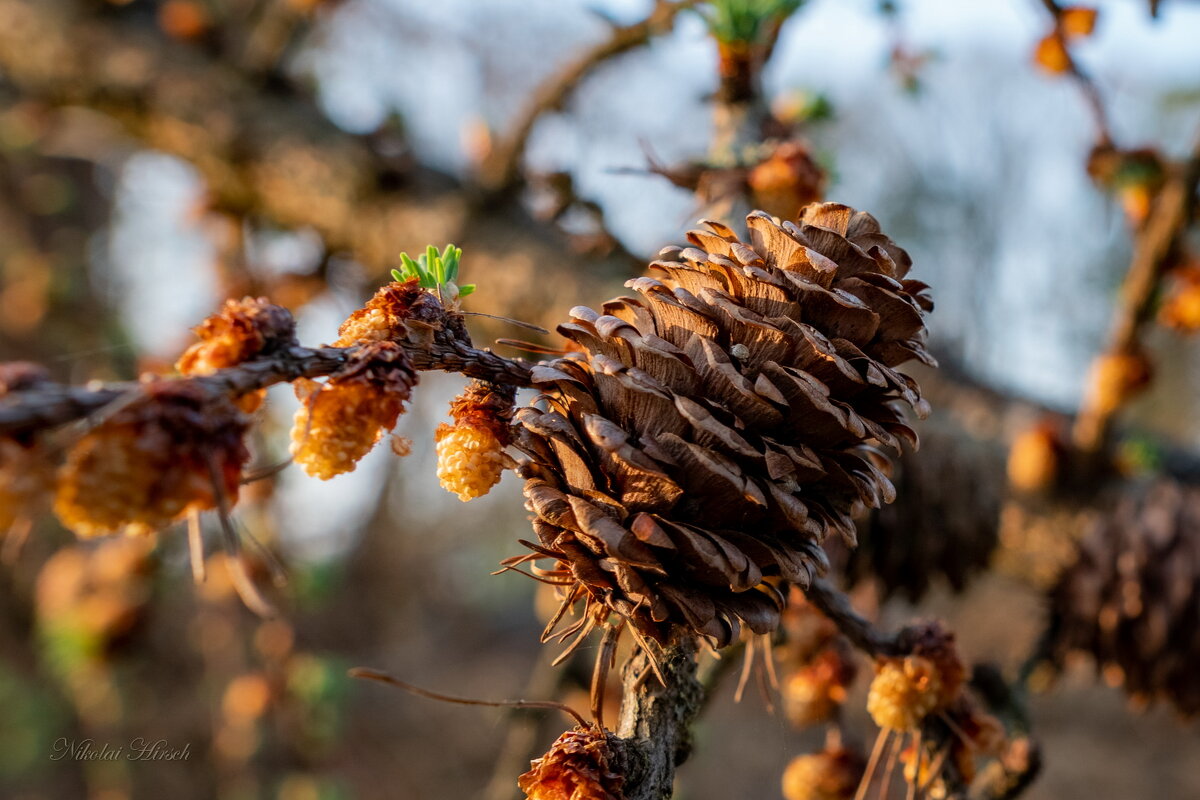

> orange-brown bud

[
  {"left": 518, "top": 727, "right": 623, "bottom": 800},
  {"left": 177, "top": 297, "right": 297, "bottom": 412}
]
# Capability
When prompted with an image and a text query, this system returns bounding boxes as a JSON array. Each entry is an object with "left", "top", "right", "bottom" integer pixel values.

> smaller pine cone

[
  {"left": 289, "top": 342, "right": 417, "bottom": 480},
  {"left": 1047, "top": 481, "right": 1200, "bottom": 715},
  {"left": 782, "top": 644, "right": 858, "bottom": 728},
  {"left": 54, "top": 382, "right": 250, "bottom": 537},
  {"left": 435, "top": 381, "right": 515, "bottom": 501},
  {"left": 176, "top": 297, "right": 297, "bottom": 412},
  {"left": 334, "top": 279, "right": 445, "bottom": 346},
  {"left": 518, "top": 727, "right": 623, "bottom": 800},
  {"left": 781, "top": 743, "right": 865, "bottom": 800},
  {"left": 866, "top": 656, "right": 942, "bottom": 731}
]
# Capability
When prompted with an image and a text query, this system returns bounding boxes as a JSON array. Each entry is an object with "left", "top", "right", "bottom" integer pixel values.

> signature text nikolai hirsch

[{"left": 50, "top": 738, "right": 191, "bottom": 762}]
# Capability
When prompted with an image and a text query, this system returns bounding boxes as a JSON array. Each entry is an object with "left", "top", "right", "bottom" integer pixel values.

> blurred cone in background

[{"left": 1047, "top": 481, "right": 1200, "bottom": 716}]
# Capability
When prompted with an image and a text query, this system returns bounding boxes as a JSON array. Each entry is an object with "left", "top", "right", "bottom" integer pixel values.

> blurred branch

[
  {"left": 1072, "top": 126, "right": 1200, "bottom": 454},
  {"left": 803, "top": 578, "right": 899, "bottom": 657},
  {"left": 1038, "top": 0, "right": 1114, "bottom": 147},
  {"left": 479, "top": 0, "right": 701, "bottom": 195}
]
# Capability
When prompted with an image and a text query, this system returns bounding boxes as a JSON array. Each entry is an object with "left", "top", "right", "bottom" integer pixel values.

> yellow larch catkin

[
  {"left": 434, "top": 380, "right": 515, "bottom": 501},
  {"left": 436, "top": 423, "right": 506, "bottom": 501},
  {"left": 866, "top": 656, "right": 942, "bottom": 731},
  {"left": 53, "top": 382, "right": 249, "bottom": 538},
  {"left": 289, "top": 342, "right": 416, "bottom": 480}
]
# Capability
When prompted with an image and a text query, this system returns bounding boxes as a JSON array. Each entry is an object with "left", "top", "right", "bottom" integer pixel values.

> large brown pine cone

[
  {"left": 511, "top": 203, "right": 934, "bottom": 649},
  {"left": 1047, "top": 480, "right": 1200, "bottom": 716}
]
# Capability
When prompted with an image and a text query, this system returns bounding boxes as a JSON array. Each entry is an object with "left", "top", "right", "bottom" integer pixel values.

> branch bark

[
  {"left": 613, "top": 638, "right": 703, "bottom": 800},
  {"left": 0, "top": 338, "right": 533, "bottom": 438}
]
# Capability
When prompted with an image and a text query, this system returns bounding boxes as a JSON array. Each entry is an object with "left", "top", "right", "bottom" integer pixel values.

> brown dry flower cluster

[
  {"left": 334, "top": 278, "right": 436, "bottom": 346},
  {"left": 176, "top": 296, "right": 297, "bottom": 412},
  {"left": 514, "top": 202, "right": 934, "bottom": 651},
  {"left": 435, "top": 380, "right": 516, "bottom": 501},
  {"left": 54, "top": 381, "right": 250, "bottom": 537},
  {"left": 900, "top": 697, "right": 1007, "bottom": 795},
  {"left": 290, "top": 341, "right": 418, "bottom": 480},
  {"left": 518, "top": 726, "right": 624, "bottom": 800}
]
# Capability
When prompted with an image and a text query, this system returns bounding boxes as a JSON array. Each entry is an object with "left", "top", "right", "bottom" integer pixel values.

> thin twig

[
  {"left": 803, "top": 578, "right": 900, "bottom": 657},
  {"left": 349, "top": 667, "right": 589, "bottom": 729},
  {"left": 1038, "top": 0, "right": 1114, "bottom": 146},
  {"left": 187, "top": 510, "right": 206, "bottom": 585},
  {"left": 480, "top": 0, "right": 700, "bottom": 194}
]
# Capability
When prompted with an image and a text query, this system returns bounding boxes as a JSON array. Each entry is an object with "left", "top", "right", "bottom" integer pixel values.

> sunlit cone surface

[
  {"left": 518, "top": 727, "right": 623, "bottom": 800},
  {"left": 54, "top": 382, "right": 250, "bottom": 537},
  {"left": 1047, "top": 481, "right": 1200, "bottom": 716},
  {"left": 513, "top": 203, "right": 934, "bottom": 648},
  {"left": 436, "top": 380, "right": 516, "bottom": 501},
  {"left": 290, "top": 341, "right": 417, "bottom": 480}
]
